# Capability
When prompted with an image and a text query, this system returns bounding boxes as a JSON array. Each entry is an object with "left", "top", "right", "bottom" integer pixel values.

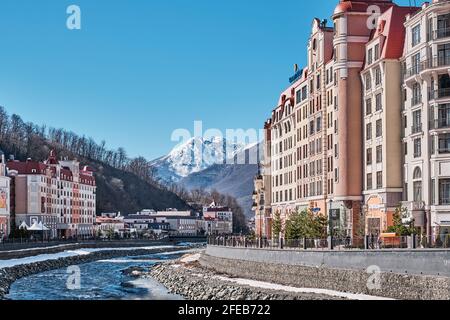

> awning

[
  {"left": 28, "top": 222, "right": 50, "bottom": 231},
  {"left": 19, "top": 221, "right": 29, "bottom": 230}
]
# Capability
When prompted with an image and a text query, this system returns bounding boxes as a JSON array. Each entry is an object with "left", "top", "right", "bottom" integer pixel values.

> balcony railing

[
  {"left": 438, "top": 147, "right": 450, "bottom": 154},
  {"left": 429, "top": 88, "right": 450, "bottom": 100},
  {"left": 404, "top": 65, "right": 423, "bottom": 79},
  {"left": 411, "top": 124, "right": 423, "bottom": 134},
  {"left": 434, "top": 27, "right": 450, "bottom": 40},
  {"left": 422, "top": 56, "right": 450, "bottom": 69},
  {"left": 431, "top": 119, "right": 450, "bottom": 129},
  {"left": 411, "top": 96, "right": 422, "bottom": 106}
]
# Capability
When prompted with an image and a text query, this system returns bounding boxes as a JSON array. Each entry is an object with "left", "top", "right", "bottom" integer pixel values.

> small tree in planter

[
  {"left": 272, "top": 211, "right": 282, "bottom": 241},
  {"left": 435, "top": 236, "right": 443, "bottom": 248}
]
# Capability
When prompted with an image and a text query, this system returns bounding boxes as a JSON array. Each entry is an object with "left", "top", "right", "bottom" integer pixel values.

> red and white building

[
  {"left": 7, "top": 150, "right": 96, "bottom": 239},
  {"left": 202, "top": 203, "right": 233, "bottom": 235}
]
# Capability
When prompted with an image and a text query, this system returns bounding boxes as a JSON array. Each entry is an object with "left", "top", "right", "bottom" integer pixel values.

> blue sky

[{"left": 0, "top": 0, "right": 419, "bottom": 160}]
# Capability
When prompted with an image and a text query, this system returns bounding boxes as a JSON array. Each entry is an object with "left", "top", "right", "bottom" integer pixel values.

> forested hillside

[{"left": 0, "top": 106, "right": 190, "bottom": 214}]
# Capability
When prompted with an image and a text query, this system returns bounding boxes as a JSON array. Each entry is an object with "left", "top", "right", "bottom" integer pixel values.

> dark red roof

[
  {"left": 334, "top": 0, "right": 394, "bottom": 16},
  {"left": 7, "top": 161, "right": 47, "bottom": 175},
  {"left": 205, "top": 207, "right": 231, "bottom": 212}
]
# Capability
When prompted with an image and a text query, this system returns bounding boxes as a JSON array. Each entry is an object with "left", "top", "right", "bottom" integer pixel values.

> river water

[{"left": 6, "top": 250, "right": 187, "bottom": 300}]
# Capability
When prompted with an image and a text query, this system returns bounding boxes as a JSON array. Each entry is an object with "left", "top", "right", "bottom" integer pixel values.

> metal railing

[
  {"left": 422, "top": 56, "right": 450, "bottom": 69},
  {"left": 430, "top": 119, "right": 450, "bottom": 130},
  {"left": 0, "top": 236, "right": 171, "bottom": 251},
  {"left": 411, "top": 96, "right": 422, "bottom": 106},
  {"left": 411, "top": 124, "right": 423, "bottom": 134},
  {"left": 404, "top": 65, "right": 423, "bottom": 79},
  {"left": 208, "top": 235, "right": 450, "bottom": 250},
  {"left": 429, "top": 88, "right": 450, "bottom": 100},
  {"left": 434, "top": 27, "right": 450, "bottom": 40}
]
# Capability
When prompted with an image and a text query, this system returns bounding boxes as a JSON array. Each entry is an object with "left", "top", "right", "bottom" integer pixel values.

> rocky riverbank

[
  {"left": 147, "top": 256, "right": 347, "bottom": 300},
  {"left": 0, "top": 246, "right": 195, "bottom": 299}
]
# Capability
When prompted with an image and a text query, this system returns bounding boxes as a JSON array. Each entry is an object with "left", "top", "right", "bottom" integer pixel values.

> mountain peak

[{"left": 151, "top": 136, "right": 253, "bottom": 183}]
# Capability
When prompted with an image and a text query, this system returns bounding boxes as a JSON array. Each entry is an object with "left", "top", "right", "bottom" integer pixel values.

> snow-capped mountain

[
  {"left": 150, "top": 137, "right": 253, "bottom": 184},
  {"left": 150, "top": 138, "right": 263, "bottom": 218}
]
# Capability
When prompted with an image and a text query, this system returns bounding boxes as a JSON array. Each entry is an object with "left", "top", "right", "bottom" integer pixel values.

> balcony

[
  {"left": 405, "top": 201, "right": 425, "bottom": 212},
  {"left": 411, "top": 124, "right": 423, "bottom": 134},
  {"left": 421, "top": 56, "right": 450, "bottom": 70},
  {"left": 434, "top": 27, "right": 450, "bottom": 40},
  {"left": 431, "top": 119, "right": 450, "bottom": 130},
  {"left": 429, "top": 88, "right": 450, "bottom": 100}
]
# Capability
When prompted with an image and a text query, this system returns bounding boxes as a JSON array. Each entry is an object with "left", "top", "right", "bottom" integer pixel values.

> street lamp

[{"left": 328, "top": 199, "right": 333, "bottom": 250}]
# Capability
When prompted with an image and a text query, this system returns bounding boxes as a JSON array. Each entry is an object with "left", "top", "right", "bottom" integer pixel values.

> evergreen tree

[{"left": 272, "top": 211, "right": 282, "bottom": 239}]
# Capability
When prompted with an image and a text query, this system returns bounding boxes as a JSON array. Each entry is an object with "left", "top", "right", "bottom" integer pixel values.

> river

[{"left": 5, "top": 250, "right": 189, "bottom": 300}]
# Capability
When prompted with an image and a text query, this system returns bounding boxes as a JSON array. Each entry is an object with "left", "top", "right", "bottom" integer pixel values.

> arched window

[
  {"left": 413, "top": 167, "right": 422, "bottom": 180},
  {"left": 413, "top": 167, "right": 422, "bottom": 202}
]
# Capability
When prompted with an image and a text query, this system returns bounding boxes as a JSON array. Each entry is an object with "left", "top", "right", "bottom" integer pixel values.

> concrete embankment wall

[{"left": 201, "top": 246, "right": 450, "bottom": 300}]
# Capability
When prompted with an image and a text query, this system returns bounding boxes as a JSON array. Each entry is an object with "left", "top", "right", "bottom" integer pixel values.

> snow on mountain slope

[
  {"left": 150, "top": 137, "right": 257, "bottom": 184},
  {"left": 179, "top": 142, "right": 263, "bottom": 218}
]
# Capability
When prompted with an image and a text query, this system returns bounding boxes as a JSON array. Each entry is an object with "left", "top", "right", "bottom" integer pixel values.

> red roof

[
  {"left": 7, "top": 161, "right": 47, "bottom": 175},
  {"left": 365, "top": 5, "right": 420, "bottom": 63},
  {"left": 334, "top": 1, "right": 394, "bottom": 16},
  {"left": 7, "top": 153, "right": 95, "bottom": 186}
]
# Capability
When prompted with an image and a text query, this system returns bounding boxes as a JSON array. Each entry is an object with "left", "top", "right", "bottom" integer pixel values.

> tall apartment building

[
  {"left": 0, "top": 152, "right": 11, "bottom": 239},
  {"left": 7, "top": 151, "right": 96, "bottom": 238},
  {"left": 402, "top": 0, "right": 450, "bottom": 239},
  {"left": 361, "top": 6, "right": 419, "bottom": 235}
]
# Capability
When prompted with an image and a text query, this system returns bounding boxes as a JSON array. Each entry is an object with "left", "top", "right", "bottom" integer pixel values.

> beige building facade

[
  {"left": 258, "top": 0, "right": 438, "bottom": 241},
  {"left": 402, "top": 0, "right": 450, "bottom": 239}
]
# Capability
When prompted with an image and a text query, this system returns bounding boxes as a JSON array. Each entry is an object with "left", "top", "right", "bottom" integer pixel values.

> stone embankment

[
  {"left": 0, "top": 246, "right": 189, "bottom": 299},
  {"left": 147, "top": 258, "right": 347, "bottom": 300},
  {"left": 199, "top": 253, "right": 450, "bottom": 300}
]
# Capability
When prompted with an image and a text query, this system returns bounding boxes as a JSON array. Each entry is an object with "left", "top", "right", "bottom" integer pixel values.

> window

[
  {"left": 316, "top": 117, "right": 322, "bottom": 132},
  {"left": 367, "top": 173, "right": 373, "bottom": 190},
  {"left": 376, "top": 145, "right": 382, "bottom": 163},
  {"left": 439, "top": 179, "right": 450, "bottom": 205},
  {"left": 302, "top": 86, "right": 308, "bottom": 101},
  {"left": 376, "top": 119, "right": 382, "bottom": 137},
  {"left": 438, "top": 134, "right": 450, "bottom": 153},
  {"left": 368, "top": 48, "right": 373, "bottom": 65},
  {"left": 414, "top": 138, "right": 422, "bottom": 158},
  {"left": 412, "top": 53, "right": 421, "bottom": 76},
  {"left": 366, "top": 98, "right": 372, "bottom": 116},
  {"left": 366, "top": 123, "right": 372, "bottom": 141},
  {"left": 438, "top": 103, "right": 450, "bottom": 128},
  {"left": 374, "top": 44, "right": 380, "bottom": 61},
  {"left": 365, "top": 73, "right": 372, "bottom": 91},
  {"left": 375, "top": 67, "right": 381, "bottom": 85},
  {"left": 413, "top": 167, "right": 422, "bottom": 202},
  {"left": 296, "top": 90, "right": 302, "bottom": 104},
  {"left": 309, "top": 121, "right": 315, "bottom": 135},
  {"left": 412, "top": 24, "right": 421, "bottom": 47},
  {"left": 413, "top": 181, "right": 422, "bottom": 202},
  {"left": 412, "top": 110, "right": 422, "bottom": 133},
  {"left": 375, "top": 93, "right": 382, "bottom": 111},
  {"left": 366, "top": 148, "right": 372, "bottom": 165},
  {"left": 376, "top": 171, "right": 383, "bottom": 189}
]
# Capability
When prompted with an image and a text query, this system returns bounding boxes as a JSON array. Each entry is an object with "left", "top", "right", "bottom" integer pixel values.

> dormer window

[{"left": 368, "top": 48, "right": 373, "bottom": 65}]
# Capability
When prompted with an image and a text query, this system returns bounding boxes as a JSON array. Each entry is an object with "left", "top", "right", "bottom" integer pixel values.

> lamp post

[{"left": 328, "top": 199, "right": 333, "bottom": 250}]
